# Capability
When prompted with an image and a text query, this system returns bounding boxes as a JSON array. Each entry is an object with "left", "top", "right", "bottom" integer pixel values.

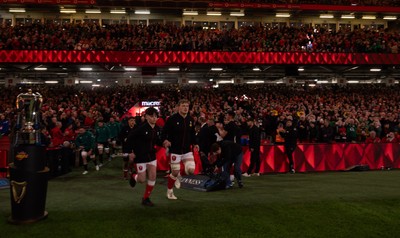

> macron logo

[{"left": 141, "top": 101, "right": 160, "bottom": 107}]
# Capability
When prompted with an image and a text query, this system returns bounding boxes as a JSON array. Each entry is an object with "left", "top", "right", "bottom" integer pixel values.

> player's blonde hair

[{"left": 177, "top": 99, "right": 190, "bottom": 106}]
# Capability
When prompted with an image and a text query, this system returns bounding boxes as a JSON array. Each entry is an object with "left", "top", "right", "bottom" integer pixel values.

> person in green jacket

[
  {"left": 95, "top": 120, "right": 111, "bottom": 166},
  {"left": 106, "top": 117, "right": 121, "bottom": 158},
  {"left": 346, "top": 118, "right": 358, "bottom": 143},
  {"left": 75, "top": 126, "right": 97, "bottom": 175}
]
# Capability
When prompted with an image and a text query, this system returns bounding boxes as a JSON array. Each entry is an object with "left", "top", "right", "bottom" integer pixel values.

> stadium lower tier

[{"left": 156, "top": 143, "right": 400, "bottom": 174}]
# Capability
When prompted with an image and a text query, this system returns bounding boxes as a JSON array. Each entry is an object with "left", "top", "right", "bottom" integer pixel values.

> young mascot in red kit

[{"left": 129, "top": 107, "right": 162, "bottom": 206}]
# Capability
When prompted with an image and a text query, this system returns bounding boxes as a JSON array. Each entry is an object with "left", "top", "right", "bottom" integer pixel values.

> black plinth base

[
  {"left": 9, "top": 166, "right": 49, "bottom": 224},
  {"left": 8, "top": 211, "right": 48, "bottom": 225}
]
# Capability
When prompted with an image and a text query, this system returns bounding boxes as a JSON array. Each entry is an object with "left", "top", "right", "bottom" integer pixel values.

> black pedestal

[
  {"left": 8, "top": 166, "right": 49, "bottom": 224},
  {"left": 8, "top": 144, "right": 49, "bottom": 224}
]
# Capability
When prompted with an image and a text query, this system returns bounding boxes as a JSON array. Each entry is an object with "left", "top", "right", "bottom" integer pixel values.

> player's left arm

[{"left": 191, "top": 118, "right": 199, "bottom": 151}]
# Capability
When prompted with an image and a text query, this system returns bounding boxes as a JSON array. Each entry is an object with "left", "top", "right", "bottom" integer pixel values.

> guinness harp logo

[{"left": 11, "top": 181, "right": 27, "bottom": 204}]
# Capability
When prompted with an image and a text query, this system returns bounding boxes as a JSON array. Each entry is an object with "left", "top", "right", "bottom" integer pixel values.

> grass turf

[{"left": 0, "top": 159, "right": 399, "bottom": 238}]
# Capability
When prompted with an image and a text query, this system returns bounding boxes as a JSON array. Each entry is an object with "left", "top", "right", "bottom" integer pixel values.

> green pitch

[{"left": 0, "top": 159, "right": 399, "bottom": 238}]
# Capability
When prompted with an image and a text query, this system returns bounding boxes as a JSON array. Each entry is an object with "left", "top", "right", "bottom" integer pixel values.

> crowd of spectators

[
  {"left": 0, "top": 84, "right": 399, "bottom": 146},
  {"left": 1, "top": 23, "right": 399, "bottom": 53},
  {"left": 214, "top": 0, "right": 400, "bottom": 7}
]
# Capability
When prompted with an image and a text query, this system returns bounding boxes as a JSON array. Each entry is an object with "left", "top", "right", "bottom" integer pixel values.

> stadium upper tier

[{"left": 0, "top": 23, "right": 399, "bottom": 53}]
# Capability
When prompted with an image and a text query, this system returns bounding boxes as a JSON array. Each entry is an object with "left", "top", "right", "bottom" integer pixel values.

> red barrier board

[
  {"left": 1, "top": 51, "right": 399, "bottom": 65},
  {"left": 0, "top": 136, "right": 10, "bottom": 178},
  {"left": 244, "top": 143, "right": 400, "bottom": 173},
  {"left": 156, "top": 143, "right": 400, "bottom": 174},
  {"left": 0, "top": 150, "right": 7, "bottom": 178}
]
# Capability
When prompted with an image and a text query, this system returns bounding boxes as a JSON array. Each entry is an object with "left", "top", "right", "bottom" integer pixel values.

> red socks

[
  {"left": 143, "top": 184, "right": 154, "bottom": 199},
  {"left": 167, "top": 174, "right": 176, "bottom": 189}
]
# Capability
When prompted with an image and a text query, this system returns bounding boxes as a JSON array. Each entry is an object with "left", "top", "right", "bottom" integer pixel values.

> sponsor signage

[
  {"left": 15, "top": 151, "right": 29, "bottom": 161},
  {"left": 209, "top": 2, "right": 400, "bottom": 12},
  {"left": 140, "top": 101, "right": 160, "bottom": 107},
  {"left": 0, "top": 178, "right": 10, "bottom": 189},
  {"left": 180, "top": 174, "right": 226, "bottom": 192},
  {"left": 180, "top": 175, "right": 210, "bottom": 192}
]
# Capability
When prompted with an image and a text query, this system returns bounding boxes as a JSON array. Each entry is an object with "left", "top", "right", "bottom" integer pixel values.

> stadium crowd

[
  {"left": 1, "top": 84, "right": 399, "bottom": 145},
  {"left": 1, "top": 23, "right": 399, "bottom": 53}
]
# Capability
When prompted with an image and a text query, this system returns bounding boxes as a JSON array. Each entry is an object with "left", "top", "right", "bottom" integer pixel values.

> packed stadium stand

[{"left": 0, "top": 0, "right": 399, "bottom": 174}]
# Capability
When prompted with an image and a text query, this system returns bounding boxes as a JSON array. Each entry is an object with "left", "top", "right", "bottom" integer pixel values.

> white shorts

[
  {"left": 170, "top": 152, "right": 194, "bottom": 164},
  {"left": 136, "top": 160, "right": 157, "bottom": 173}
]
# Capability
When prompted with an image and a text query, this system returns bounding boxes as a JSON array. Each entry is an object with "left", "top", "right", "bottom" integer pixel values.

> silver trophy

[{"left": 14, "top": 89, "right": 43, "bottom": 145}]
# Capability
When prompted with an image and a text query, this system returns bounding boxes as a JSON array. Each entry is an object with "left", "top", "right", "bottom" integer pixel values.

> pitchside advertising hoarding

[{"left": 127, "top": 100, "right": 161, "bottom": 117}]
